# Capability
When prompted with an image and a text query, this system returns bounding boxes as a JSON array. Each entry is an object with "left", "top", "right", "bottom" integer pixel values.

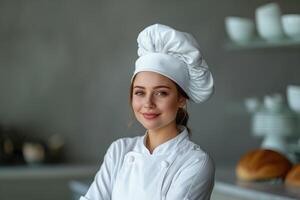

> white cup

[
  {"left": 282, "top": 14, "right": 300, "bottom": 39},
  {"left": 287, "top": 85, "right": 300, "bottom": 113},
  {"left": 255, "top": 3, "right": 285, "bottom": 40},
  {"left": 225, "top": 16, "right": 255, "bottom": 43}
]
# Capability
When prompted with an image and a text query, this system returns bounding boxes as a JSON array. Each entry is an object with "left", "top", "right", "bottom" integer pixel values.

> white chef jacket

[{"left": 80, "top": 126, "right": 215, "bottom": 200}]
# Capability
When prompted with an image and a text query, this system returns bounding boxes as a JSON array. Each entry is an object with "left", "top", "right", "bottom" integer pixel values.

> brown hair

[{"left": 128, "top": 75, "right": 191, "bottom": 135}]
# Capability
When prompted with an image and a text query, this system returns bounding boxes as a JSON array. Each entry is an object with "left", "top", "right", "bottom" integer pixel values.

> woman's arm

[
  {"left": 80, "top": 143, "right": 115, "bottom": 200},
  {"left": 165, "top": 154, "right": 215, "bottom": 200}
]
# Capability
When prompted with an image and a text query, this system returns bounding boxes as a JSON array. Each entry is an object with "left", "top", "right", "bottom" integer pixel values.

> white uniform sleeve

[
  {"left": 165, "top": 154, "right": 215, "bottom": 200},
  {"left": 79, "top": 143, "right": 115, "bottom": 200}
]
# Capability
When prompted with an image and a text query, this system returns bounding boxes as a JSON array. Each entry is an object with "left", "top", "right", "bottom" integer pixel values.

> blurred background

[{"left": 0, "top": 0, "right": 300, "bottom": 199}]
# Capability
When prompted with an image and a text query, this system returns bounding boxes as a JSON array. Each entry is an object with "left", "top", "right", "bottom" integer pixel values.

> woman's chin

[
  {"left": 138, "top": 117, "right": 176, "bottom": 132},
  {"left": 139, "top": 120, "right": 162, "bottom": 131},
  {"left": 142, "top": 123, "right": 160, "bottom": 131}
]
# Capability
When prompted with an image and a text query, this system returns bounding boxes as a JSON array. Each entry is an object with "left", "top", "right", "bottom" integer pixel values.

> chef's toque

[{"left": 132, "top": 24, "right": 214, "bottom": 103}]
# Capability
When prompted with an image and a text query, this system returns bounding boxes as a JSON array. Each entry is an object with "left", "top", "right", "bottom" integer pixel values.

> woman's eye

[
  {"left": 156, "top": 91, "right": 168, "bottom": 96},
  {"left": 134, "top": 91, "right": 144, "bottom": 96}
]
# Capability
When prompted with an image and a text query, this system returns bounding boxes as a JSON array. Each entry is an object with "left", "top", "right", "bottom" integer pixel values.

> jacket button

[
  {"left": 193, "top": 145, "right": 200, "bottom": 150},
  {"left": 161, "top": 161, "right": 169, "bottom": 168},
  {"left": 127, "top": 156, "right": 135, "bottom": 163}
]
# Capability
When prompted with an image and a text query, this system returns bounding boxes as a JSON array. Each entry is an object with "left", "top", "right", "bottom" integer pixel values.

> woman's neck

[{"left": 146, "top": 123, "right": 179, "bottom": 154}]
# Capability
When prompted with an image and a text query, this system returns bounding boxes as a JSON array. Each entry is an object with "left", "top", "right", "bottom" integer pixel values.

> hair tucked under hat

[{"left": 132, "top": 24, "right": 214, "bottom": 103}]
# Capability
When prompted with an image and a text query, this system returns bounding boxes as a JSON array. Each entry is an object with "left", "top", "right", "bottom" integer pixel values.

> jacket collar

[{"left": 138, "top": 125, "right": 189, "bottom": 156}]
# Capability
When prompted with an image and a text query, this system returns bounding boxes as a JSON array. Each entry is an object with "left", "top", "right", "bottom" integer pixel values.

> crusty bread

[
  {"left": 285, "top": 163, "right": 300, "bottom": 187},
  {"left": 236, "top": 149, "right": 292, "bottom": 181}
]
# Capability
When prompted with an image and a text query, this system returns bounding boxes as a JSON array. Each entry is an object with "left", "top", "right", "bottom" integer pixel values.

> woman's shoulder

[
  {"left": 112, "top": 135, "right": 142, "bottom": 148},
  {"left": 169, "top": 139, "right": 215, "bottom": 185},
  {"left": 106, "top": 135, "right": 142, "bottom": 156},
  {"left": 178, "top": 139, "right": 215, "bottom": 172}
]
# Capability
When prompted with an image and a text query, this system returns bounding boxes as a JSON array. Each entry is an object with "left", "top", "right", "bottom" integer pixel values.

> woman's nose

[{"left": 144, "top": 94, "right": 155, "bottom": 108}]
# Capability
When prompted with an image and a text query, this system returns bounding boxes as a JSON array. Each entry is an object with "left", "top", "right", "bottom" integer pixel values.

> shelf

[{"left": 224, "top": 37, "right": 300, "bottom": 50}]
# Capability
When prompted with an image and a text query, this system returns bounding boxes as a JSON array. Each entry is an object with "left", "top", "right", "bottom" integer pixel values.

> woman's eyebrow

[{"left": 133, "top": 85, "right": 171, "bottom": 89}]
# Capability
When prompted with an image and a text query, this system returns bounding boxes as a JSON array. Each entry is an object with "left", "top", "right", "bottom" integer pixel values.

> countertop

[
  {"left": 214, "top": 166, "right": 300, "bottom": 200},
  {"left": 0, "top": 164, "right": 99, "bottom": 179},
  {"left": 0, "top": 164, "right": 99, "bottom": 200}
]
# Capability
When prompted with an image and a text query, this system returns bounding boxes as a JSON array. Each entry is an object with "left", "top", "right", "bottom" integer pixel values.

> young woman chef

[{"left": 80, "top": 23, "right": 215, "bottom": 200}]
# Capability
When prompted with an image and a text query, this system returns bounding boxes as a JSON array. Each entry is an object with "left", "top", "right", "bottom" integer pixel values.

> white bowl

[
  {"left": 225, "top": 17, "right": 255, "bottom": 43},
  {"left": 255, "top": 3, "right": 284, "bottom": 40},
  {"left": 282, "top": 14, "right": 300, "bottom": 39},
  {"left": 287, "top": 85, "right": 300, "bottom": 113}
]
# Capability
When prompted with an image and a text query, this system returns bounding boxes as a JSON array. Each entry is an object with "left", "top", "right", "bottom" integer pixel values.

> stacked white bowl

[
  {"left": 255, "top": 2, "right": 285, "bottom": 41},
  {"left": 225, "top": 2, "right": 300, "bottom": 43}
]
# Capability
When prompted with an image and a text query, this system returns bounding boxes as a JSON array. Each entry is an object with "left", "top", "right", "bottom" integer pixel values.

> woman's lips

[{"left": 142, "top": 113, "right": 160, "bottom": 120}]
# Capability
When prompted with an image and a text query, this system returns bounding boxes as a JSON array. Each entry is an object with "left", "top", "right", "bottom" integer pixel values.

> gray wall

[{"left": 0, "top": 0, "right": 299, "bottom": 166}]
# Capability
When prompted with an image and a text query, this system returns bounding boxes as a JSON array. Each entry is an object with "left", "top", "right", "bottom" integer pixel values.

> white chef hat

[{"left": 131, "top": 24, "right": 214, "bottom": 103}]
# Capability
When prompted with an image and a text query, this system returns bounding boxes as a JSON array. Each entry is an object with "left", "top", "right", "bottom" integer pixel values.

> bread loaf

[
  {"left": 236, "top": 149, "right": 292, "bottom": 181},
  {"left": 285, "top": 163, "right": 300, "bottom": 187}
]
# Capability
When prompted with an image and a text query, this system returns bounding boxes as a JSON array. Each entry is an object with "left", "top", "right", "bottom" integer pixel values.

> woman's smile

[{"left": 142, "top": 113, "right": 161, "bottom": 120}]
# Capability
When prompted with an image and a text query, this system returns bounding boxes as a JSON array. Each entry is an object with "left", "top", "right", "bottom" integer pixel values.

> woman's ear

[{"left": 178, "top": 96, "right": 187, "bottom": 108}]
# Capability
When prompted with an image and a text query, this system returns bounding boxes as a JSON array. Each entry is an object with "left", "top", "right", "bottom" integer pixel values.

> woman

[{"left": 80, "top": 23, "right": 215, "bottom": 200}]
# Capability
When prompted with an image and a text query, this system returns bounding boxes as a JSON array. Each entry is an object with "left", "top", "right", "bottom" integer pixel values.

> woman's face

[{"left": 131, "top": 71, "right": 186, "bottom": 131}]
